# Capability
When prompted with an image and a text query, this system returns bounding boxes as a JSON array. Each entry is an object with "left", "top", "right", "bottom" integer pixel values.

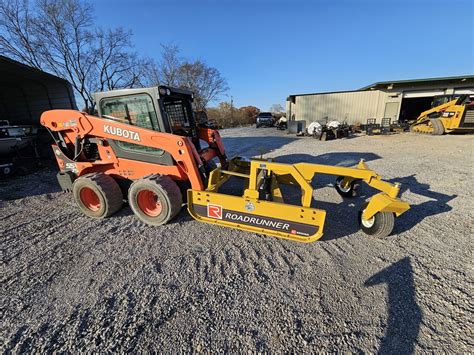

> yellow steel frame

[{"left": 188, "top": 157, "right": 410, "bottom": 242}]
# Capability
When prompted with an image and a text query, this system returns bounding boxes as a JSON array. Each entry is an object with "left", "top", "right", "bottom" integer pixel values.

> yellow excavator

[{"left": 410, "top": 94, "right": 474, "bottom": 135}]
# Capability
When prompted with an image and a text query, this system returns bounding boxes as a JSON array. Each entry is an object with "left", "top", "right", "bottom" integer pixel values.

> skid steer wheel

[
  {"left": 128, "top": 175, "right": 182, "bottom": 226},
  {"left": 72, "top": 173, "right": 123, "bottom": 218},
  {"left": 358, "top": 202, "right": 395, "bottom": 238},
  {"left": 335, "top": 176, "right": 360, "bottom": 198}
]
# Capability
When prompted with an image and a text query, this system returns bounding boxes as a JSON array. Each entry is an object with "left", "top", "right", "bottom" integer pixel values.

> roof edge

[
  {"left": 0, "top": 55, "right": 71, "bottom": 84},
  {"left": 360, "top": 75, "right": 474, "bottom": 90}
]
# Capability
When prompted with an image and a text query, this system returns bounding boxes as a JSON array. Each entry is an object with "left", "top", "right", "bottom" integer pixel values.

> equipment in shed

[
  {"left": 0, "top": 120, "right": 40, "bottom": 177},
  {"left": 410, "top": 95, "right": 474, "bottom": 135}
]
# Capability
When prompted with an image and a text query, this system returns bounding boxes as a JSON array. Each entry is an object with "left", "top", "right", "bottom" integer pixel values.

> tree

[
  {"left": 0, "top": 0, "right": 150, "bottom": 111},
  {"left": 240, "top": 106, "right": 260, "bottom": 124},
  {"left": 269, "top": 103, "right": 284, "bottom": 113},
  {"left": 152, "top": 43, "right": 181, "bottom": 87},
  {"left": 148, "top": 44, "right": 228, "bottom": 111},
  {"left": 178, "top": 59, "right": 228, "bottom": 110}
]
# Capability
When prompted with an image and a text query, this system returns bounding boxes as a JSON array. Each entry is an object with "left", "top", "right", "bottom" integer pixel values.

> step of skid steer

[{"left": 187, "top": 190, "right": 326, "bottom": 242}]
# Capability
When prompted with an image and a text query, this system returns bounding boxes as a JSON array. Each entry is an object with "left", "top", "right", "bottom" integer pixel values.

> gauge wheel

[
  {"left": 358, "top": 202, "right": 395, "bottom": 238},
  {"left": 335, "top": 176, "right": 360, "bottom": 198}
]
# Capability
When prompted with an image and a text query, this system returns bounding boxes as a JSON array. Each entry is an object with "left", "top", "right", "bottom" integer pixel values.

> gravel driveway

[{"left": 1, "top": 127, "right": 472, "bottom": 352}]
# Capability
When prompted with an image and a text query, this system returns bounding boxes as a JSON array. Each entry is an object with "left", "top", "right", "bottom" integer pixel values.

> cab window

[
  {"left": 100, "top": 94, "right": 158, "bottom": 130},
  {"left": 100, "top": 94, "right": 163, "bottom": 154}
]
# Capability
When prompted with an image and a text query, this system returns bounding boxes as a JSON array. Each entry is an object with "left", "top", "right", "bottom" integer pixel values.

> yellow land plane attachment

[{"left": 187, "top": 157, "right": 410, "bottom": 242}]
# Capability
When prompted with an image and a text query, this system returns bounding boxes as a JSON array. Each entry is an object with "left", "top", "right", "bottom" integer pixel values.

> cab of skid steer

[{"left": 93, "top": 86, "right": 199, "bottom": 141}]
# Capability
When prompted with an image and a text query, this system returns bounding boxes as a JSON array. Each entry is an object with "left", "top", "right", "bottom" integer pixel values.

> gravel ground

[{"left": 1, "top": 127, "right": 472, "bottom": 352}]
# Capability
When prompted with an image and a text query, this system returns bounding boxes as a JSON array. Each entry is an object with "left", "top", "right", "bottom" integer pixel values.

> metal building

[
  {"left": 286, "top": 75, "right": 474, "bottom": 125},
  {"left": 0, "top": 55, "right": 76, "bottom": 126}
]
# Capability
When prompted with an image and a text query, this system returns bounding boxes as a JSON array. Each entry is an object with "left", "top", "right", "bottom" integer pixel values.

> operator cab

[
  {"left": 91, "top": 86, "right": 204, "bottom": 166},
  {"left": 93, "top": 86, "right": 198, "bottom": 139}
]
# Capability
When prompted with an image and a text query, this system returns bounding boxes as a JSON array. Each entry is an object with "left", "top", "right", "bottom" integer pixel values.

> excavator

[
  {"left": 410, "top": 94, "right": 474, "bottom": 135},
  {"left": 40, "top": 86, "right": 410, "bottom": 242}
]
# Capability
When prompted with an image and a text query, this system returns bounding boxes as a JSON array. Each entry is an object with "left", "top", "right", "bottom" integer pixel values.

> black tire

[
  {"left": 430, "top": 118, "right": 444, "bottom": 135},
  {"left": 335, "top": 176, "right": 360, "bottom": 198},
  {"left": 128, "top": 175, "right": 182, "bottom": 226},
  {"left": 358, "top": 202, "right": 395, "bottom": 238},
  {"left": 72, "top": 173, "right": 123, "bottom": 218}
]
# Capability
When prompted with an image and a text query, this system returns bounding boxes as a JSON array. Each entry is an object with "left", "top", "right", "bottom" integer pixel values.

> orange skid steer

[{"left": 41, "top": 86, "right": 409, "bottom": 242}]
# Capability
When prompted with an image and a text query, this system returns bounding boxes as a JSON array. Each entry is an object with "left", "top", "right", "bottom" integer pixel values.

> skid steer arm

[{"left": 41, "top": 109, "right": 206, "bottom": 190}]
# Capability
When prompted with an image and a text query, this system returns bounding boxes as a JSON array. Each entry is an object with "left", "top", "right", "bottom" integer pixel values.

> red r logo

[{"left": 207, "top": 204, "right": 222, "bottom": 219}]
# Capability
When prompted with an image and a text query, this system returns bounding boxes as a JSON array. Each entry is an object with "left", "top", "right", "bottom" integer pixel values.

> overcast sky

[{"left": 94, "top": 0, "right": 474, "bottom": 110}]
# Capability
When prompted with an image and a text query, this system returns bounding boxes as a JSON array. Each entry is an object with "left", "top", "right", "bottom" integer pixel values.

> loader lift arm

[{"left": 41, "top": 109, "right": 226, "bottom": 190}]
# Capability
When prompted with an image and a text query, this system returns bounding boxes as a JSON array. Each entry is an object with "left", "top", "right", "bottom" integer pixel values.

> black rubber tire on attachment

[
  {"left": 72, "top": 173, "right": 123, "bottom": 218},
  {"left": 358, "top": 202, "right": 395, "bottom": 238},
  {"left": 335, "top": 176, "right": 360, "bottom": 198},
  {"left": 128, "top": 174, "right": 182, "bottom": 226},
  {"left": 430, "top": 118, "right": 445, "bottom": 135}
]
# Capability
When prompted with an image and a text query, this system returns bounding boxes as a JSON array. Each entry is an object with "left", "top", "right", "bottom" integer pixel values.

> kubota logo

[
  {"left": 104, "top": 125, "right": 140, "bottom": 141},
  {"left": 207, "top": 204, "right": 222, "bottom": 219}
]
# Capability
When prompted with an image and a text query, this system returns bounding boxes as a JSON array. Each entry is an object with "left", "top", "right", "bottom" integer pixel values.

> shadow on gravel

[
  {"left": 386, "top": 174, "right": 457, "bottom": 234},
  {"left": 274, "top": 152, "right": 381, "bottom": 166},
  {"left": 222, "top": 136, "right": 297, "bottom": 157},
  {"left": 273, "top": 152, "right": 382, "bottom": 241},
  {"left": 0, "top": 167, "right": 61, "bottom": 200},
  {"left": 365, "top": 257, "right": 422, "bottom": 354}
]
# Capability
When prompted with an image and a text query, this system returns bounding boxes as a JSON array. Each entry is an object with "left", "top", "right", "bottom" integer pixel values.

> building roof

[
  {"left": 0, "top": 55, "right": 71, "bottom": 85},
  {"left": 288, "top": 75, "right": 474, "bottom": 99},
  {"left": 360, "top": 75, "right": 474, "bottom": 90}
]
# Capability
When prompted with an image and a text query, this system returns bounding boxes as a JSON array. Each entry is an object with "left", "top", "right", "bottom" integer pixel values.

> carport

[{"left": 0, "top": 55, "right": 76, "bottom": 126}]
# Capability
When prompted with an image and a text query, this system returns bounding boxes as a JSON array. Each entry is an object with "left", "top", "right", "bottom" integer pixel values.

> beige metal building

[{"left": 286, "top": 76, "right": 474, "bottom": 125}]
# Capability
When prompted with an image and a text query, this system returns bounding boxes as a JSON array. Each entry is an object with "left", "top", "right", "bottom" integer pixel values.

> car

[{"left": 256, "top": 112, "right": 274, "bottom": 128}]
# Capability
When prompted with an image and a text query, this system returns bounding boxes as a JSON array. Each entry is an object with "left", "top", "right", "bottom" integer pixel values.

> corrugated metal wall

[
  {"left": 0, "top": 80, "right": 75, "bottom": 125},
  {"left": 291, "top": 90, "right": 392, "bottom": 124},
  {"left": 288, "top": 80, "right": 474, "bottom": 125}
]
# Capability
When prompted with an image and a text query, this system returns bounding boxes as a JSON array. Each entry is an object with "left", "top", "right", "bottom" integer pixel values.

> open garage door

[
  {"left": 454, "top": 88, "right": 474, "bottom": 95},
  {"left": 398, "top": 90, "right": 445, "bottom": 122},
  {"left": 403, "top": 90, "right": 445, "bottom": 98}
]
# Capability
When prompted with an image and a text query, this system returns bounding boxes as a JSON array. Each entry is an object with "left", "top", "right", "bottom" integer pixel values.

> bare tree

[
  {"left": 178, "top": 59, "right": 228, "bottom": 110},
  {"left": 148, "top": 44, "right": 228, "bottom": 110},
  {"left": 34, "top": 0, "right": 96, "bottom": 109},
  {"left": 0, "top": 0, "right": 43, "bottom": 69},
  {"left": 155, "top": 43, "right": 181, "bottom": 86},
  {"left": 269, "top": 103, "right": 284, "bottom": 113},
  {"left": 93, "top": 28, "right": 153, "bottom": 92},
  {"left": 0, "top": 0, "right": 150, "bottom": 111}
]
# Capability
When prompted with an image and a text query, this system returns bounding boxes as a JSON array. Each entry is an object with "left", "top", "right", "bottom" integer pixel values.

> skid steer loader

[
  {"left": 410, "top": 94, "right": 474, "bottom": 135},
  {"left": 40, "top": 86, "right": 410, "bottom": 242}
]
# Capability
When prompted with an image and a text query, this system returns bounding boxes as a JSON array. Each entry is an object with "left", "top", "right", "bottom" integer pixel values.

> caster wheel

[
  {"left": 335, "top": 176, "right": 360, "bottom": 198},
  {"left": 359, "top": 203, "right": 395, "bottom": 238}
]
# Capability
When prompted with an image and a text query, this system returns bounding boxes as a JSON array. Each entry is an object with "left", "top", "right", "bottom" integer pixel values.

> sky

[{"left": 94, "top": 0, "right": 474, "bottom": 110}]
